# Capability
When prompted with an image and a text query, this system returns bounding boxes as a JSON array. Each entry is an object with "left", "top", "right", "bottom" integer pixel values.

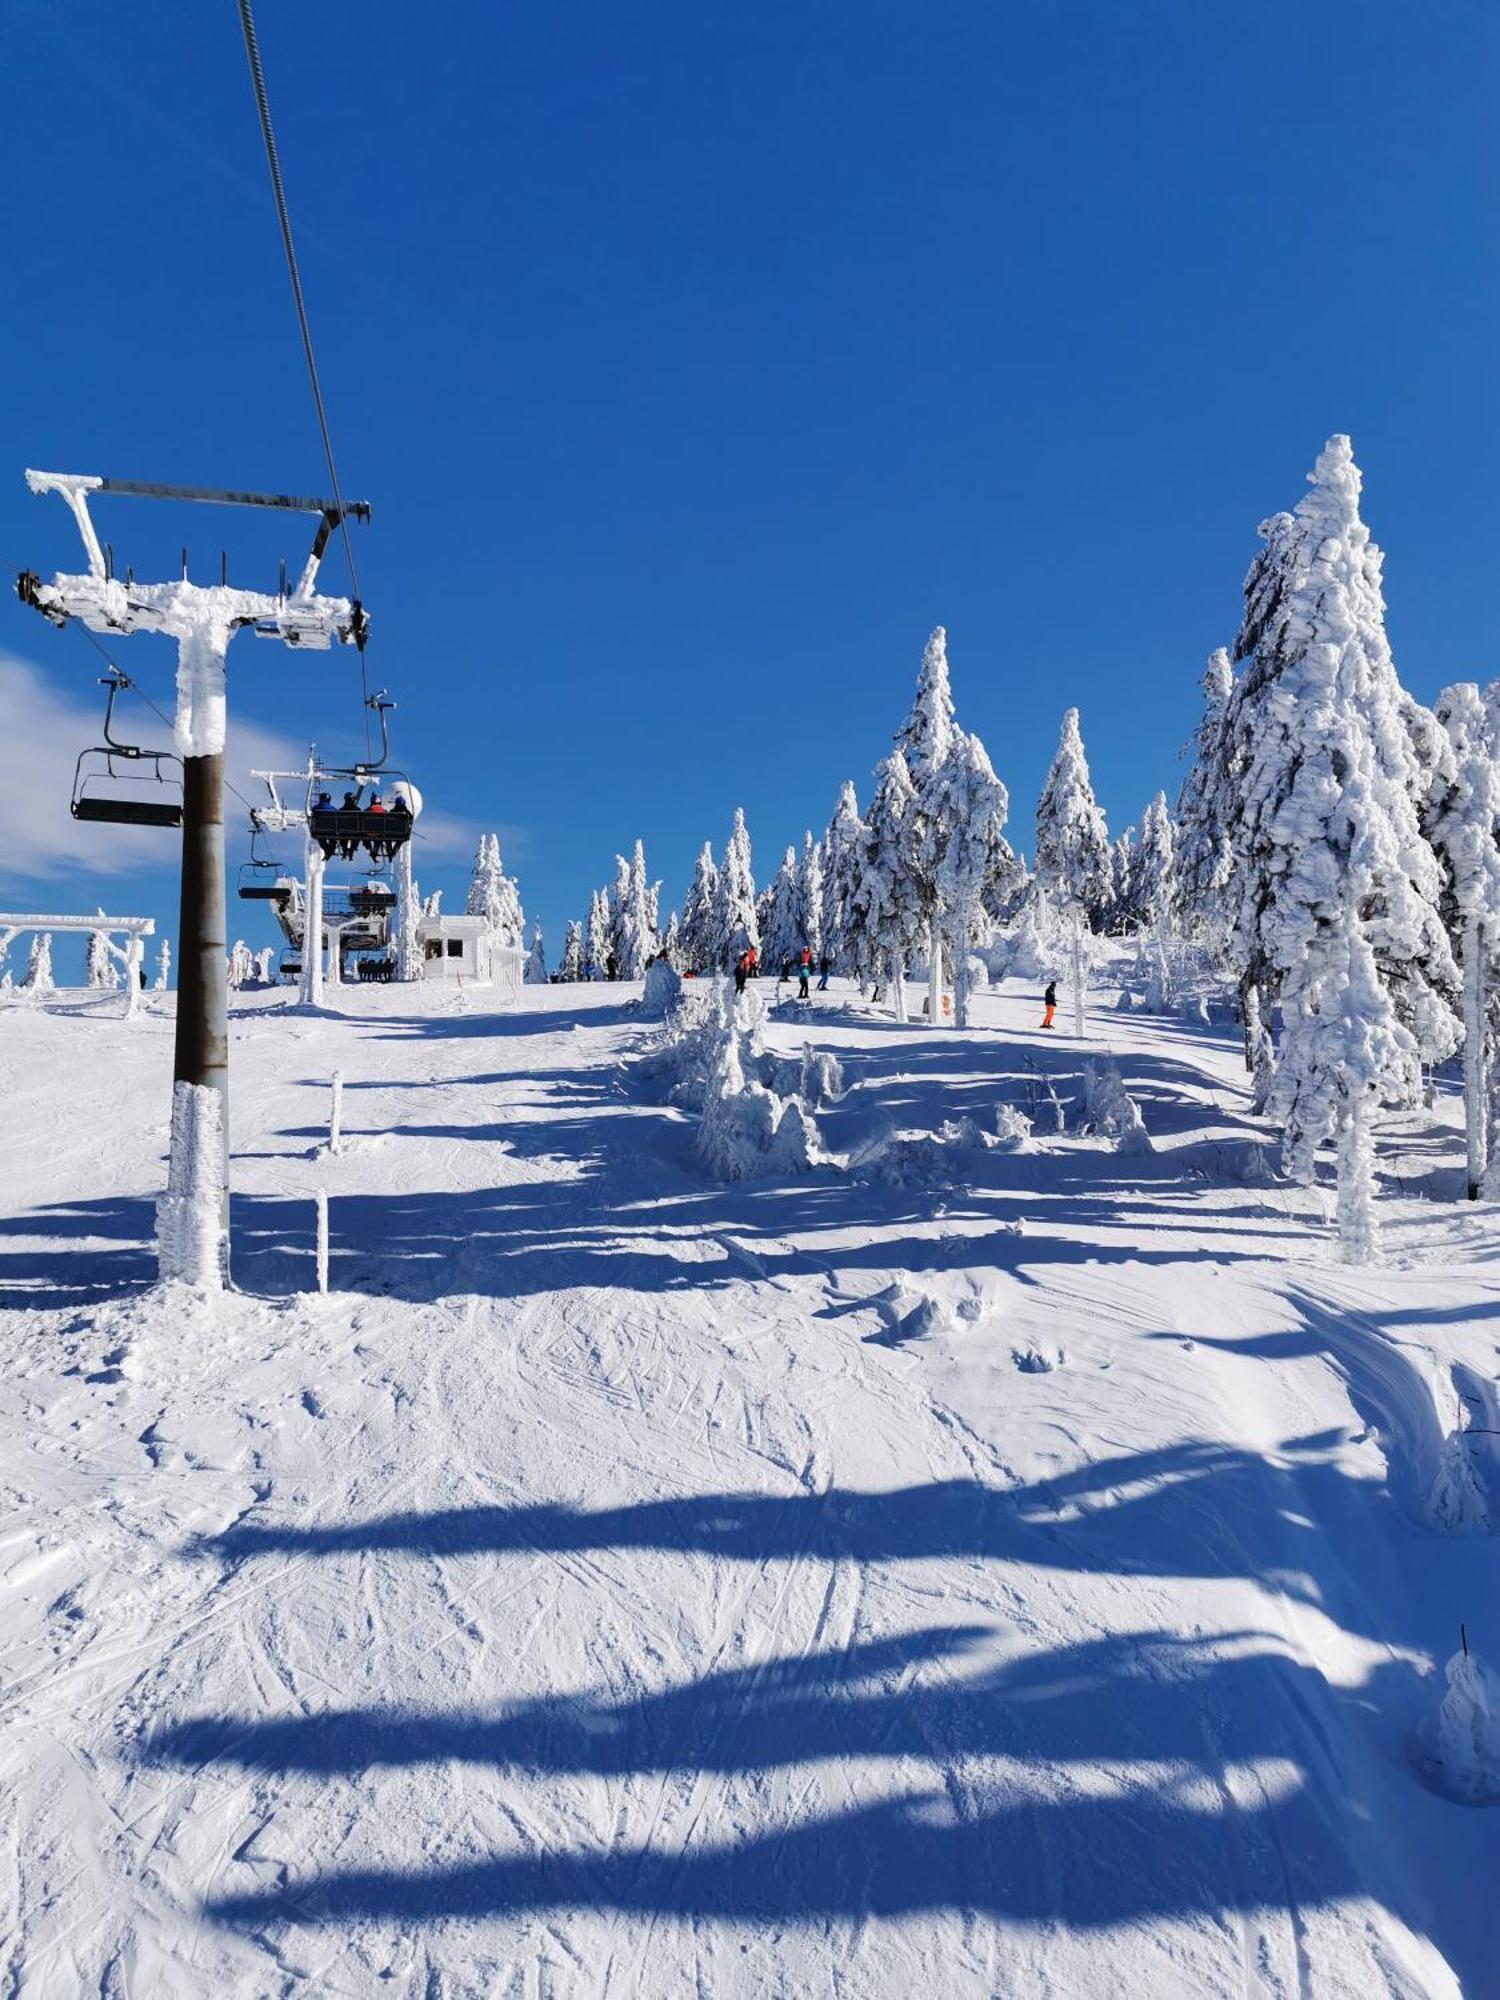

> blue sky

[{"left": 2, "top": 0, "right": 1495, "bottom": 977}]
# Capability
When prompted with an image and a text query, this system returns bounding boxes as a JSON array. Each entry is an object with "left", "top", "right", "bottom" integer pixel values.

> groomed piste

[{"left": 5, "top": 968, "right": 1500, "bottom": 1998}]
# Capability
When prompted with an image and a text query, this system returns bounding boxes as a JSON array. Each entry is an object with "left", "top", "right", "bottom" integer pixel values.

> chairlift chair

[
  {"left": 237, "top": 826, "right": 292, "bottom": 901},
  {"left": 307, "top": 691, "right": 419, "bottom": 864},
  {"left": 70, "top": 670, "right": 183, "bottom": 828}
]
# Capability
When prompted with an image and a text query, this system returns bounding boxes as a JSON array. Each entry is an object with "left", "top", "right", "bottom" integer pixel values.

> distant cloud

[{"left": 0, "top": 650, "right": 514, "bottom": 887}]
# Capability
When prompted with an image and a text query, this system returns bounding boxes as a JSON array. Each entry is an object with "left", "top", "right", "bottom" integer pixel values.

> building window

[
  {"left": 447, "top": 939, "right": 464, "bottom": 957},
  {"left": 425, "top": 940, "right": 442, "bottom": 960}
]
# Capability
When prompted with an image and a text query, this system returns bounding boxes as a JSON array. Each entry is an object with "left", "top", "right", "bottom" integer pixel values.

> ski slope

[{"left": 4, "top": 974, "right": 1500, "bottom": 1997}]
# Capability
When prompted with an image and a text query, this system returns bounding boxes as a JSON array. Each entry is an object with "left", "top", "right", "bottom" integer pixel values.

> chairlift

[
  {"left": 307, "top": 691, "right": 420, "bottom": 864},
  {"left": 237, "top": 825, "right": 293, "bottom": 901},
  {"left": 70, "top": 670, "right": 183, "bottom": 828}
]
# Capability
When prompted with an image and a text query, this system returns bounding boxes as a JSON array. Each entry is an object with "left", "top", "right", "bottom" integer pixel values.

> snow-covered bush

[
  {"left": 640, "top": 954, "right": 683, "bottom": 1019},
  {"left": 850, "top": 1115, "right": 1004, "bottom": 1188},
  {"left": 994, "top": 1103, "right": 1035, "bottom": 1151},
  {"left": 765, "top": 1043, "right": 844, "bottom": 1107},
  {"left": 1077, "top": 1060, "right": 1152, "bottom": 1155},
  {"left": 696, "top": 1025, "right": 821, "bottom": 1181},
  {"left": 1422, "top": 1647, "right": 1500, "bottom": 1805}
]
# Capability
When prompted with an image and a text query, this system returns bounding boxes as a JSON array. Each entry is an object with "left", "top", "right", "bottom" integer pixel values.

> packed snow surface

[{"left": 5, "top": 973, "right": 1500, "bottom": 1997}]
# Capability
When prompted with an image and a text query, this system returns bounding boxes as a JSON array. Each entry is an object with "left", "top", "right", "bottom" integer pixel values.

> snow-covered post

[
  {"left": 156, "top": 612, "right": 232, "bottom": 1287},
  {"left": 300, "top": 835, "right": 325, "bottom": 1009},
  {"left": 314, "top": 1188, "right": 329, "bottom": 1294},
  {"left": 393, "top": 835, "right": 422, "bottom": 981},
  {"left": 122, "top": 936, "right": 144, "bottom": 1019},
  {"left": 325, "top": 920, "right": 345, "bottom": 989},
  {"left": 328, "top": 1070, "right": 344, "bottom": 1155},
  {"left": 154, "top": 937, "right": 171, "bottom": 991}
]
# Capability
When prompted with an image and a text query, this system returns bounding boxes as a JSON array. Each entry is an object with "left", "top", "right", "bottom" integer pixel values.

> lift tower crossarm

[{"left": 21, "top": 468, "right": 370, "bottom": 630}]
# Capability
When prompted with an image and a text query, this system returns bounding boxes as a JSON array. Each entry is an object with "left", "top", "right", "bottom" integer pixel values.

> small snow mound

[
  {"left": 868, "top": 1284, "right": 958, "bottom": 1346},
  {"left": 852, "top": 1117, "right": 993, "bottom": 1188},
  {"left": 640, "top": 956, "right": 682, "bottom": 1019},
  {"left": 1421, "top": 1648, "right": 1500, "bottom": 1804},
  {"left": 1012, "top": 1343, "right": 1065, "bottom": 1373}
]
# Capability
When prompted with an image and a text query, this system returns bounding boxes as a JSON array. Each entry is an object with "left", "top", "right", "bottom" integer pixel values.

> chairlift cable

[{"left": 234, "top": 0, "right": 374, "bottom": 759}]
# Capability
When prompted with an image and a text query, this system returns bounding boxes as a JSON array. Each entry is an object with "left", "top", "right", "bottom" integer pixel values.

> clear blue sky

[{"left": 2, "top": 0, "right": 1495, "bottom": 976}]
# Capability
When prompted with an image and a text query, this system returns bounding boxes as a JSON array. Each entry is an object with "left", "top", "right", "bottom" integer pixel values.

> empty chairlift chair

[{"left": 70, "top": 670, "right": 183, "bottom": 829}]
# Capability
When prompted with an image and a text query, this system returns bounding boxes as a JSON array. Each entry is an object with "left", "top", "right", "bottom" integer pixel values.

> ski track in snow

[{"left": 3, "top": 977, "right": 1500, "bottom": 1996}]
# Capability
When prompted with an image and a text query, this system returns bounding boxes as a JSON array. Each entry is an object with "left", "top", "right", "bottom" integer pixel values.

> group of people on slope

[{"left": 732, "top": 944, "right": 830, "bottom": 1000}]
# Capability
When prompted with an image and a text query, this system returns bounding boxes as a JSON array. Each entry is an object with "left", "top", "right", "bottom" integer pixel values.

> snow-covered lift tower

[{"left": 17, "top": 471, "right": 368, "bottom": 1288}]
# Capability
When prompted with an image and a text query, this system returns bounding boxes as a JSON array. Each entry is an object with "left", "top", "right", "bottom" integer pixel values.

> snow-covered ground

[{"left": 5, "top": 973, "right": 1500, "bottom": 1997}]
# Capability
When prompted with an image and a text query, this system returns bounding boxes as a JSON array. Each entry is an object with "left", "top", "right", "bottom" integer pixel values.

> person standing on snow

[
  {"left": 1041, "top": 979, "right": 1057, "bottom": 1029},
  {"left": 797, "top": 946, "right": 811, "bottom": 1000},
  {"left": 817, "top": 954, "right": 831, "bottom": 992},
  {"left": 734, "top": 949, "right": 750, "bottom": 996}
]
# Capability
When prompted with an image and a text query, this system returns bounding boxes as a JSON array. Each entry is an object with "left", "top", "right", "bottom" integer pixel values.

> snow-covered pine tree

[
  {"left": 678, "top": 842, "right": 720, "bottom": 973},
  {"left": 714, "top": 807, "right": 759, "bottom": 967},
  {"left": 86, "top": 922, "right": 118, "bottom": 990},
  {"left": 607, "top": 855, "right": 632, "bottom": 973},
  {"left": 934, "top": 727, "right": 1012, "bottom": 1027},
  {"left": 465, "top": 834, "right": 525, "bottom": 949},
  {"left": 22, "top": 932, "right": 53, "bottom": 994},
  {"left": 1232, "top": 435, "right": 1461, "bottom": 1255},
  {"left": 1429, "top": 682, "right": 1500, "bottom": 1196},
  {"left": 1134, "top": 792, "right": 1177, "bottom": 932},
  {"left": 1034, "top": 707, "right": 1112, "bottom": 1034},
  {"left": 859, "top": 751, "right": 925, "bottom": 1021},
  {"left": 254, "top": 947, "right": 276, "bottom": 985},
  {"left": 895, "top": 625, "right": 957, "bottom": 790},
  {"left": 760, "top": 845, "right": 804, "bottom": 971},
  {"left": 559, "top": 919, "right": 585, "bottom": 983},
  {"left": 895, "top": 626, "right": 961, "bottom": 1022},
  {"left": 1110, "top": 831, "right": 1137, "bottom": 932},
  {"left": 798, "top": 831, "right": 825, "bottom": 966},
  {"left": 154, "top": 938, "right": 171, "bottom": 990},
  {"left": 228, "top": 940, "right": 254, "bottom": 988},
  {"left": 821, "top": 781, "right": 866, "bottom": 978},
  {"left": 586, "top": 887, "right": 612, "bottom": 979},
  {"left": 610, "top": 841, "right": 657, "bottom": 979},
  {"left": 524, "top": 922, "right": 547, "bottom": 984},
  {"left": 661, "top": 910, "right": 683, "bottom": 972},
  {"left": 1174, "top": 647, "right": 1237, "bottom": 944}
]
